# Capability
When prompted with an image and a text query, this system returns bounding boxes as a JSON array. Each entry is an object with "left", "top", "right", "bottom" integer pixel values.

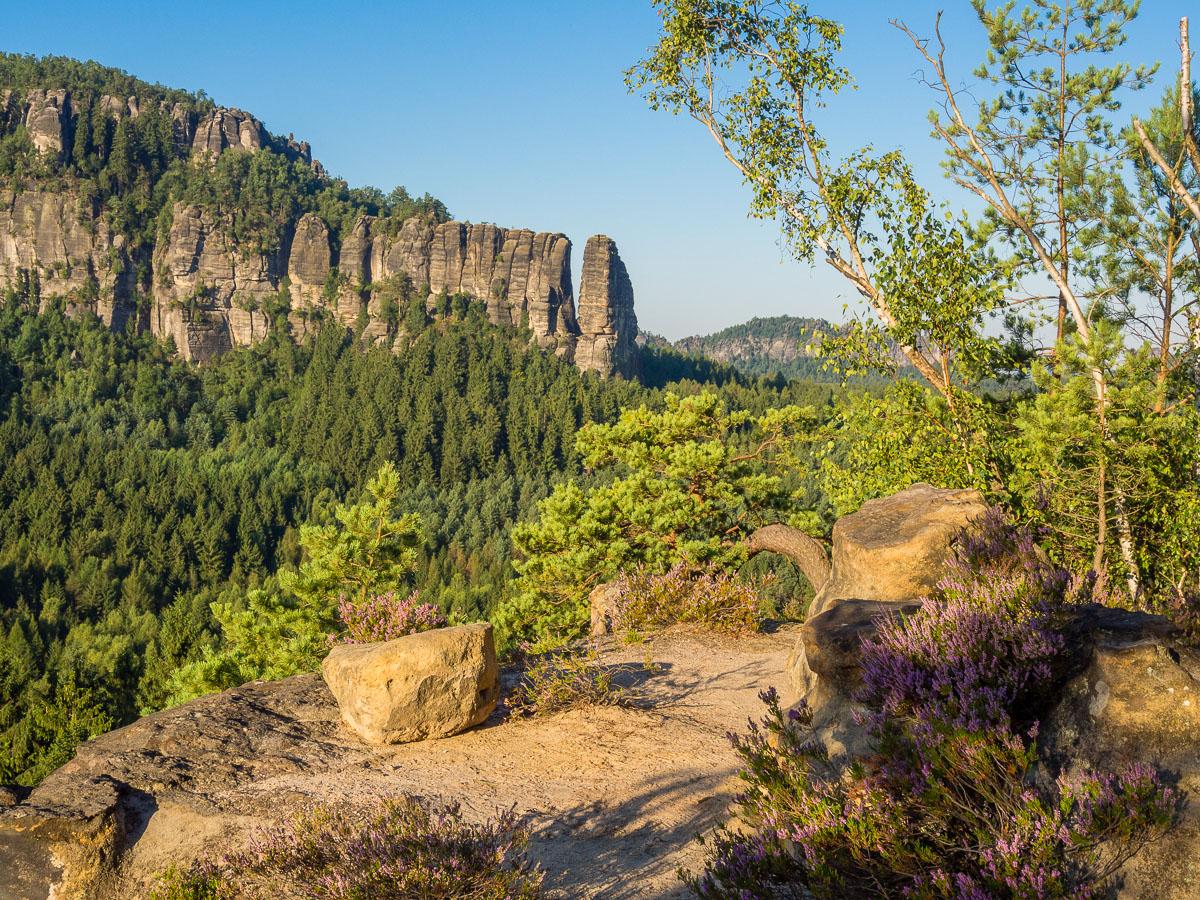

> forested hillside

[
  {"left": 640, "top": 315, "right": 910, "bottom": 381},
  {"left": 0, "top": 278, "right": 849, "bottom": 783}
]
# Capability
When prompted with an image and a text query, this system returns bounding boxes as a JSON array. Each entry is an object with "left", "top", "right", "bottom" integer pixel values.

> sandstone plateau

[
  {"left": 5, "top": 485, "right": 1198, "bottom": 899},
  {"left": 0, "top": 628, "right": 799, "bottom": 900}
]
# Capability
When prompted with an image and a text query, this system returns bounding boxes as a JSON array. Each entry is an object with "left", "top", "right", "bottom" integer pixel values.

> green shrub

[
  {"left": 612, "top": 560, "right": 768, "bottom": 639},
  {"left": 507, "top": 645, "right": 657, "bottom": 718}
]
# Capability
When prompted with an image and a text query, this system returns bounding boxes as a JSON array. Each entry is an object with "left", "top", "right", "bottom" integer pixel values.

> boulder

[
  {"left": 789, "top": 599, "right": 922, "bottom": 759},
  {"left": 801, "top": 598, "right": 923, "bottom": 694},
  {"left": 322, "top": 623, "right": 499, "bottom": 744},
  {"left": 0, "top": 775, "right": 125, "bottom": 900},
  {"left": 792, "top": 597, "right": 1200, "bottom": 897},
  {"left": 786, "top": 483, "right": 986, "bottom": 698},
  {"left": 589, "top": 581, "right": 621, "bottom": 636},
  {"left": 808, "top": 483, "right": 987, "bottom": 620},
  {"left": 1040, "top": 607, "right": 1200, "bottom": 899}
]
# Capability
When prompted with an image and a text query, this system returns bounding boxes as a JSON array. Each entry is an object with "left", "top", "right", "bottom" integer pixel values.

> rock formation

[
  {"left": 574, "top": 235, "right": 638, "bottom": 375},
  {"left": 321, "top": 623, "right": 500, "bottom": 744},
  {"left": 780, "top": 485, "right": 1200, "bottom": 899},
  {"left": 786, "top": 483, "right": 987, "bottom": 697},
  {"left": 807, "top": 483, "right": 988, "bottom": 621},
  {"left": 0, "top": 86, "right": 640, "bottom": 377},
  {"left": 22, "top": 89, "right": 70, "bottom": 157},
  {"left": 0, "top": 629, "right": 800, "bottom": 900},
  {"left": 795, "top": 595, "right": 1200, "bottom": 900},
  {"left": 190, "top": 107, "right": 266, "bottom": 155}
]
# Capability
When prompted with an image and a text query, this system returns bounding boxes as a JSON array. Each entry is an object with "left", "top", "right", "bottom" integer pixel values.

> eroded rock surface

[
  {"left": 0, "top": 87, "right": 639, "bottom": 376},
  {"left": 575, "top": 235, "right": 638, "bottom": 376},
  {"left": 786, "top": 483, "right": 986, "bottom": 697},
  {"left": 793, "top": 560, "right": 1200, "bottom": 899},
  {"left": 0, "top": 629, "right": 800, "bottom": 900},
  {"left": 322, "top": 623, "right": 500, "bottom": 744},
  {"left": 808, "top": 483, "right": 987, "bottom": 620},
  {"left": 1042, "top": 607, "right": 1200, "bottom": 899}
]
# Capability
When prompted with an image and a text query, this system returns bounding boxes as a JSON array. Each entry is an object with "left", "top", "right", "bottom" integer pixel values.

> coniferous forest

[{"left": 0, "top": 282, "right": 846, "bottom": 783}]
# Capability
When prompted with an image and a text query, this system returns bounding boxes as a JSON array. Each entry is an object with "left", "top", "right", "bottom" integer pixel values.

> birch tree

[{"left": 627, "top": 0, "right": 1179, "bottom": 594}]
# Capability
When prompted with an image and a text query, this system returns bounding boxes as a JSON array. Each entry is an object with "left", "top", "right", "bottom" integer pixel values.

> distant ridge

[{"left": 638, "top": 315, "right": 840, "bottom": 381}]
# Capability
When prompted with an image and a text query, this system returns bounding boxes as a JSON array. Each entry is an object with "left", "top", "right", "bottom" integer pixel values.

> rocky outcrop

[
  {"left": 809, "top": 483, "right": 987, "bottom": 620},
  {"left": 796, "top": 595, "right": 1200, "bottom": 899},
  {"left": 0, "top": 630, "right": 800, "bottom": 900},
  {"left": 150, "top": 202, "right": 277, "bottom": 359},
  {"left": 286, "top": 212, "right": 332, "bottom": 316},
  {"left": 0, "top": 86, "right": 639, "bottom": 376},
  {"left": 140, "top": 208, "right": 636, "bottom": 372},
  {"left": 0, "top": 775, "right": 126, "bottom": 900},
  {"left": 575, "top": 235, "right": 638, "bottom": 376},
  {"left": 0, "top": 189, "right": 142, "bottom": 332},
  {"left": 797, "top": 598, "right": 923, "bottom": 759},
  {"left": 191, "top": 107, "right": 266, "bottom": 155},
  {"left": 23, "top": 89, "right": 70, "bottom": 157},
  {"left": 786, "top": 483, "right": 987, "bottom": 697},
  {"left": 0, "top": 674, "right": 364, "bottom": 900},
  {"left": 321, "top": 623, "right": 500, "bottom": 744},
  {"left": 1039, "top": 607, "right": 1200, "bottom": 899},
  {"left": 369, "top": 219, "right": 579, "bottom": 345}
]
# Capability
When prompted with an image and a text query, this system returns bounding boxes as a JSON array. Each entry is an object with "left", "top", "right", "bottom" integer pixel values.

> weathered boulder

[
  {"left": 786, "top": 484, "right": 985, "bottom": 698},
  {"left": 801, "top": 598, "right": 923, "bottom": 694},
  {"left": 0, "top": 775, "right": 125, "bottom": 900},
  {"left": 808, "top": 483, "right": 987, "bottom": 620},
  {"left": 792, "top": 595, "right": 1200, "bottom": 898},
  {"left": 322, "top": 623, "right": 500, "bottom": 744},
  {"left": 589, "top": 581, "right": 622, "bottom": 636},
  {"left": 1040, "top": 607, "right": 1200, "bottom": 899},
  {"left": 791, "top": 599, "right": 922, "bottom": 758}
]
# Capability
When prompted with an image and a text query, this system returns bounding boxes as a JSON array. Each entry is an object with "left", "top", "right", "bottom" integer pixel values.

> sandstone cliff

[
  {"left": 0, "top": 84, "right": 637, "bottom": 376},
  {"left": 144, "top": 204, "right": 637, "bottom": 373}
]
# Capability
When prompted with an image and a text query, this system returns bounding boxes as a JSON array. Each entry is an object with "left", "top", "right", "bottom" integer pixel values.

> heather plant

[
  {"left": 330, "top": 590, "right": 446, "bottom": 645},
  {"left": 151, "top": 796, "right": 543, "bottom": 900},
  {"left": 683, "top": 511, "right": 1177, "bottom": 900},
  {"left": 686, "top": 688, "right": 1174, "bottom": 900},
  {"left": 506, "top": 644, "right": 658, "bottom": 718},
  {"left": 612, "top": 560, "right": 768, "bottom": 640}
]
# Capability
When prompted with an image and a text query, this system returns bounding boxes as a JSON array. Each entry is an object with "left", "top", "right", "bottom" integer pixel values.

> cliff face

[
  {"left": 574, "top": 235, "right": 638, "bottom": 375},
  {"left": 142, "top": 206, "right": 634, "bottom": 372},
  {"left": 0, "top": 87, "right": 636, "bottom": 376}
]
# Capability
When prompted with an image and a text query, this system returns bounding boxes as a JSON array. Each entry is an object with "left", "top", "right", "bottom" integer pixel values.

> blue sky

[{"left": 1, "top": 0, "right": 1186, "bottom": 338}]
